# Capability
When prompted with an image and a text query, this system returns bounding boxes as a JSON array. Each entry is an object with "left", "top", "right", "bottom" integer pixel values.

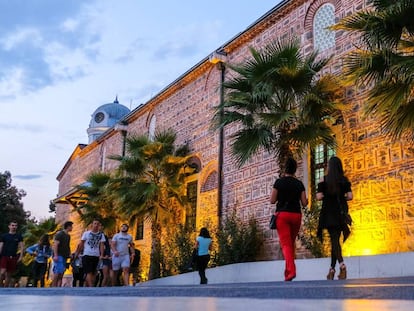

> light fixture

[
  {"left": 209, "top": 49, "right": 227, "bottom": 220},
  {"left": 209, "top": 50, "right": 227, "bottom": 64}
]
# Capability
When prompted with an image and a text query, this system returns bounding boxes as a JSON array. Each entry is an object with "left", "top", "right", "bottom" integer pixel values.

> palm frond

[
  {"left": 213, "top": 37, "right": 344, "bottom": 165},
  {"left": 230, "top": 127, "right": 274, "bottom": 167}
]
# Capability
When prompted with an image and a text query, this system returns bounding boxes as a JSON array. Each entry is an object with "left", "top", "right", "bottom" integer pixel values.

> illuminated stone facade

[{"left": 55, "top": 0, "right": 414, "bottom": 277}]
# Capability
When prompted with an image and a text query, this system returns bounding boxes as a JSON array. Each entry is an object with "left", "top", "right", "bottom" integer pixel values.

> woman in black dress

[{"left": 317, "top": 156, "right": 353, "bottom": 280}]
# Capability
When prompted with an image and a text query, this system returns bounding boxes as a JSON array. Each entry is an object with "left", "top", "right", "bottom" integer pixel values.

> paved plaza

[{"left": 1, "top": 276, "right": 414, "bottom": 310}]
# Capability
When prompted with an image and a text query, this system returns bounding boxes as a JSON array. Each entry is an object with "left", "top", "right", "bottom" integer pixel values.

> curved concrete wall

[{"left": 141, "top": 252, "right": 414, "bottom": 285}]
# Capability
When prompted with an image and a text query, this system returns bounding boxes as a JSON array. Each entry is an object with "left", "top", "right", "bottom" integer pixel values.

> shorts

[
  {"left": 53, "top": 256, "right": 67, "bottom": 274},
  {"left": 82, "top": 255, "right": 100, "bottom": 274},
  {"left": 0, "top": 256, "right": 18, "bottom": 273},
  {"left": 111, "top": 254, "right": 130, "bottom": 271},
  {"left": 101, "top": 258, "right": 111, "bottom": 268}
]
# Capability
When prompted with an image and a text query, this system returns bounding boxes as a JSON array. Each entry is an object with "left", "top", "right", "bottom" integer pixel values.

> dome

[{"left": 87, "top": 97, "right": 130, "bottom": 143}]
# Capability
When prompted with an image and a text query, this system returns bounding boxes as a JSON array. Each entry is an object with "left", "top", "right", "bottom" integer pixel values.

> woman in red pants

[{"left": 270, "top": 158, "right": 308, "bottom": 281}]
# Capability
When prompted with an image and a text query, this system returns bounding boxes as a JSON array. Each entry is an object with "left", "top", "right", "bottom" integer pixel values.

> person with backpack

[{"left": 26, "top": 234, "right": 52, "bottom": 287}]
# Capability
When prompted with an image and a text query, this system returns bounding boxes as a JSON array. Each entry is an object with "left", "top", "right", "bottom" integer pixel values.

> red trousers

[{"left": 276, "top": 211, "right": 302, "bottom": 280}]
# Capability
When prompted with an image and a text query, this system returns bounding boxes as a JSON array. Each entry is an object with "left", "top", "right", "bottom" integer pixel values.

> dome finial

[{"left": 114, "top": 95, "right": 119, "bottom": 104}]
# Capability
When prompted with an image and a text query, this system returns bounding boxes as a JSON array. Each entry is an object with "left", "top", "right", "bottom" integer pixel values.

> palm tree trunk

[
  {"left": 148, "top": 221, "right": 162, "bottom": 280},
  {"left": 278, "top": 142, "right": 293, "bottom": 177}
]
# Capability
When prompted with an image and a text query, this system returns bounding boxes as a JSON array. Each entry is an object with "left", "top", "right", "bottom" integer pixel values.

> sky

[{"left": 0, "top": 0, "right": 280, "bottom": 221}]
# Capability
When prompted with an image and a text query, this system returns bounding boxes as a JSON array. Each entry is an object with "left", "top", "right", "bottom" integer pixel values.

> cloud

[
  {"left": 0, "top": 67, "right": 25, "bottom": 98},
  {"left": 114, "top": 38, "right": 147, "bottom": 64},
  {"left": 0, "top": 1, "right": 102, "bottom": 94},
  {"left": 61, "top": 18, "right": 80, "bottom": 32},
  {"left": 0, "top": 27, "right": 42, "bottom": 51},
  {"left": 14, "top": 174, "right": 43, "bottom": 180},
  {"left": 0, "top": 122, "right": 46, "bottom": 133}
]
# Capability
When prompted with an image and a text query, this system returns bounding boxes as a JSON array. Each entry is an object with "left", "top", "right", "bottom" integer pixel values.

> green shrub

[
  {"left": 162, "top": 224, "right": 195, "bottom": 275},
  {"left": 298, "top": 199, "right": 329, "bottom": 258},
  {"left": 213, "top": 210, "right": 262, "bottom": 266}
]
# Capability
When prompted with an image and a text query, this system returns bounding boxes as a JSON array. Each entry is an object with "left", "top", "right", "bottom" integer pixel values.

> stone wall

[{"left": 56, "top": 0, "right": 414, "bottom": 270}]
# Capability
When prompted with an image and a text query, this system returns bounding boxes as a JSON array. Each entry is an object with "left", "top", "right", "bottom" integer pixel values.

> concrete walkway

[
  {"left": 143, "top": 251, "right": 414, "bottom": 285},
  {"left": 1, "top": 253, "right": 414, "bottom": 310},
  {"left": 1, "top": 277, "right": 414, "bottom": 310}
]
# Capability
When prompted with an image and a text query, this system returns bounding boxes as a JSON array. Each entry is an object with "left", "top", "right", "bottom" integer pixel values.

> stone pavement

[{"left": 1, "top": 277, "right": 414, "bottom": 310}]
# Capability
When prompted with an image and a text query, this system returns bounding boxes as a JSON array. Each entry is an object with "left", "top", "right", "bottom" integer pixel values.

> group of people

[
  {"left": 1, "top": 156, "right": 350, "bottom": 286},
  {"left": 271, "top": 156, "right": 352, "bottom": 281},
  {"left": 0, "top": 219, "right": 140, "bottom": 288},
  {"left": 53, "top": 219, "right": 139, "bottom": 287}
]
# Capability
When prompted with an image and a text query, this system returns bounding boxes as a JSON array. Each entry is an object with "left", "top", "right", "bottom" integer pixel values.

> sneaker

[
  {"left": 326, "top": 268, "right": 335, "bottom": 280},
  {"left": 338, "top": 266, "right": 347, "bottom": 280}
]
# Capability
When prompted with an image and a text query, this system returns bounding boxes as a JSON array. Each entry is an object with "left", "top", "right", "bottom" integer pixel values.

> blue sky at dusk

[{"left": 0, "top": 0, "right": 279, "bottom": 220}]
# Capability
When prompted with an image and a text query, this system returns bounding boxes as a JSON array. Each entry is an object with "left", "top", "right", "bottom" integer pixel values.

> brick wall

[{"left": 56, "top": 0, "right": 414, "bottom": 266}]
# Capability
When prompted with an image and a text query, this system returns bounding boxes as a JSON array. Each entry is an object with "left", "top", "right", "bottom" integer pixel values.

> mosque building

[{"left": 54, "top": 0, "right": 414, "bottom": 280}]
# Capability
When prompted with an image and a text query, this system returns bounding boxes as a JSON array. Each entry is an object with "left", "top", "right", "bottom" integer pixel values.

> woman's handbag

[
  {"left": 337, "top": 195, "right": 352, "bottom": 226},
  {"left": 269, "top": 212, "right": 278, "bottom": 229}
]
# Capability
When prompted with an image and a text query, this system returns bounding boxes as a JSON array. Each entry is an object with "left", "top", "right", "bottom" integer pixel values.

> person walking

[
  {"left": 317, "top": 156, "right": 353, "bottom": 280},
  {"left": 270, "top": 157, "right": 308, "bottom": 281},
  {"left": 26, "top": 234, "right": 52, "bottom": 287},
  {"left": 71, "top": 252, "right": 84, "bottom": 287},
  {"left": 195, "top": 227, "right": 212, "bottom": 284},
  {"left": 99, "top": 225, "right": 111, "bottom": 287},
  {"left": 52, "top": 221, "right": 73, "bottom": 287},
  {"left": 0, "top": 221, "right": 24, "bottom": 287},
  {"left": 110, "top": 224, "right": 134, "bottom": 286},
  {"left": 129, "top": 248, "right": 140, "bottom": 286},
  {"left": 74, "top": 219, "right": 105, "bottom": 287}
]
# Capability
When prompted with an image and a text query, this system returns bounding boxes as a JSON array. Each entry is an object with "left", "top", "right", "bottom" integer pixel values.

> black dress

[{"left": 317, "top": 177, "right": 352, "bottom": 240}]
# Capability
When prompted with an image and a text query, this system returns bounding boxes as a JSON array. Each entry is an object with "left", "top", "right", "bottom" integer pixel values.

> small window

[
  {"left": 148, "top": 115, "right": 156, "bottom": 141},
  {"left": 312, "top": 144, "right": 335, "bottom": 188},
  {"left": 135, "top": 220, "right": 144, "bottom": 240},
  {"left": 313, "top": 4, "right": 335, "bottom": 51}
]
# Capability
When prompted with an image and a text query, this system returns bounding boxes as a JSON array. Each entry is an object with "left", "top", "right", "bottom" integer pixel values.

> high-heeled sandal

[
  {"left": 326, "top": 268, "right": 335, "bottom": 280},
  {"left": 338, "top": 265, "right": 347, "bottom": 280}
]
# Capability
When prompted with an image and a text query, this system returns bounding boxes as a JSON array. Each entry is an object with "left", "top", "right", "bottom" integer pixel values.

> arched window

[
  {"left": 313, "top": 3, "right": 335, "bottom": 51},
  {"left": 148, "top": 115, "right": 156, "bottom": 141}
]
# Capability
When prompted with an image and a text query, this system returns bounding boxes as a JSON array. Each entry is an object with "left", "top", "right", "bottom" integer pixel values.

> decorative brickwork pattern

[{"left": 56, "top": 0, "right": 414, "bottom": 266}]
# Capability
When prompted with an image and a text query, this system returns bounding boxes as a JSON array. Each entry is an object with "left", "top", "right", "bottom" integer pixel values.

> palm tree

[
  {"left": 332, "top": 0, "right": 414, "bottom": 140},
  {"left": 23, "top": 217, "right": 57, "bottom": 267},
  {"left": 23, "top": 217, "right": 57, "bottom": 249},
  {"left": 75, "top": 172, "right": 118, "bottom": 234},
  {"left": 212, "top": 39, "right": 343, "bottom": 173},
  {"left": 109, "top": 128, "right": 193, "bottom": 279}
]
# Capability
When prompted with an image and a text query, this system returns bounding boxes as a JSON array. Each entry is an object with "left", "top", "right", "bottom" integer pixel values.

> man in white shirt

[
  {"left": 74, "top": 219, "right": 105, "bottom": 287},
  {"left": 110, "top": 224, "right": 134, "bottom": 286}
]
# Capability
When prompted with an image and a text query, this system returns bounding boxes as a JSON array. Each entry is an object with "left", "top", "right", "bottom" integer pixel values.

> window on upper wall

[
  {"left": 313, "top": 3, "right": 335, "bottom": 51},
  {"left": 312, "top": 144, "right": 336, "bottom": 190},
  {"left": 135, "top": 219, "right": 144, "bottom": 240},
  {"left": 148, "top": 115, "right": 156, "bottom": 141}
]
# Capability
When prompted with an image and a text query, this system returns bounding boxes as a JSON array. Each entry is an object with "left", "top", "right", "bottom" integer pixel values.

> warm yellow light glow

[{"left": 342, "top": 196, "right": 405, "bottom": 256}]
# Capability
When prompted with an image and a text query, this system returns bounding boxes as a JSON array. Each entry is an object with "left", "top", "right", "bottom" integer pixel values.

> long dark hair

[
  {"left": 39, "top": 234, "right": 50, "bottom": 247},
  {"left": 325, "top": 156, "right": 345, "bottom": 195},
  {"left": 199, "top": 227, "right": 211, "bottom": 238}
]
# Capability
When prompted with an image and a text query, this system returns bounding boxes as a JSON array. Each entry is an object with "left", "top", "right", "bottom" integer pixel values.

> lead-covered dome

[{"left": 87, "top": 97, "right": 130, "bottom": 143}]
